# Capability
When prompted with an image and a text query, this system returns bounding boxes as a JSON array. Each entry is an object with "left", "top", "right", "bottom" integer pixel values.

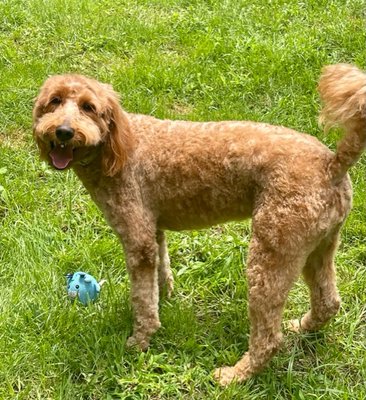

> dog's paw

[
  {"left": 126, "top": 335, "right": 150, "bottom": 351},
  {"left": 286, "top": 319, "right": 301, "bottom": 333},
  {"left": 214, "top": 366, "right": 238, "bottom": 386},
  {"left": 159, "top": 272, "right": 174, "bottom": 299},
  {"left": 214, "top": 353, "right": 253, "bottom": 386},
  {"left": 165, "top": 275, "right": 174, "bottom": 298},
  {"left": 214, "top": 365, "right": 250, "bottom": 386}
]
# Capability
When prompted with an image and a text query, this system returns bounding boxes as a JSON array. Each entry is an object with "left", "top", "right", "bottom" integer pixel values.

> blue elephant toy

[{"left": 66, "top": 271, "right": 106, "bottom": 305}]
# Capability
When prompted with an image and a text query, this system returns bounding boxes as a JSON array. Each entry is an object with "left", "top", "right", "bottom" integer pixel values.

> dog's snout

[{"left": 55, "top": 125, "right": 74, "bottom": 141}]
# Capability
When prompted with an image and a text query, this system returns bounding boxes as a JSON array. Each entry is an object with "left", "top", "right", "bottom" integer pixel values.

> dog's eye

[
  {"left": 49, "top": 97, "right": 62, "bottom": 106},
  {"left": 82, "top": 102, "right": 96, "bottom": 113}
]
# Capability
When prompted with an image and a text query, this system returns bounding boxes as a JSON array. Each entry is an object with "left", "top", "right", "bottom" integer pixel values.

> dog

[{"left": 33, "top": 64, "right": 366, "bottom": 385}]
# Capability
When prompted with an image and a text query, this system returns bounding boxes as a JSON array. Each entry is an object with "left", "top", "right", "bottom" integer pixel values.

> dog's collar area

[
  {"left": 79, "top": 159, "right": 90, "bottom": 167},
  {"left": 78, "top": 151, "right": 99, "bottom": 167}
]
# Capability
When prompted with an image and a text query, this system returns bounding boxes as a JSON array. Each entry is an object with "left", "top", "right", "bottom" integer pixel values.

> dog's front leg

[
  {"left": 156, "top": 230, "right": 174, "bottom": 298},
  {"left": 122, "top": 233, "right": 161, "bottom": 351}
]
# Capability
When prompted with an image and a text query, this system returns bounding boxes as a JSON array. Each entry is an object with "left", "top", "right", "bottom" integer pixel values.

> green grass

[{"left": 0, "top": 0, "right": 365, "bottom": 398}]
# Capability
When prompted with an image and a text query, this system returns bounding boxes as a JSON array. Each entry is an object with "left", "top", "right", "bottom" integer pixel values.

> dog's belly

[{"left": 157, "top": 191, "right": 253, "bottom": 231}]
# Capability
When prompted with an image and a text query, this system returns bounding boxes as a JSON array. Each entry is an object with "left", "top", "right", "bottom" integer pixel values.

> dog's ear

[{"left": 101, "top": 85, "right": 134, "bottom": 177}]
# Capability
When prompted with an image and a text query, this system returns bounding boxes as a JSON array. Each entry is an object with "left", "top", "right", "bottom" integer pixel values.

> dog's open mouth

[{"left": 49, "top": 141, "right": 74, "bottom": 170}]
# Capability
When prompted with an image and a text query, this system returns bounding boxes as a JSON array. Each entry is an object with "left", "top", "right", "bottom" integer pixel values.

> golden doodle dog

[{"left": 33, "top": 64, "right": 366, "bottom": 385}]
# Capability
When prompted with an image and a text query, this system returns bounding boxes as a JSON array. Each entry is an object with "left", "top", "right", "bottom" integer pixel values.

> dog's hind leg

[
  {"left": 291, "top": 230, "right": 341, "bottom": 332},
  {"left": 156, "top": 230, "right": 174, "bottom": 298},
  {"left": 214, "top": 234, "right": 305, "bottom": 385}
]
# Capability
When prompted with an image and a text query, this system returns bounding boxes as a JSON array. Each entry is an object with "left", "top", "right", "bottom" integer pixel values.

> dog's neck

[
  {"left": 72, "top": 144, "right": 128, "bottom": 198},
  {"left": 73, "top": 147, "right": 104, "bottom": 191}
]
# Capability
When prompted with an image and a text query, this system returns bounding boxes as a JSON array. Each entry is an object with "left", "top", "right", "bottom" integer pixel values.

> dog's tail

[{"left": 318, "top": 63, "right": 366, "bottom": 183}]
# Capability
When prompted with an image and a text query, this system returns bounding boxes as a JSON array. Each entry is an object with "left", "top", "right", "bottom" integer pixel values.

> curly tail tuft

[{"left": 318, "top": 63, "right": 366, "bottom": 182}]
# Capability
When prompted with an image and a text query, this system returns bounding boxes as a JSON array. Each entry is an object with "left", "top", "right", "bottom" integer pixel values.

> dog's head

[{"left": 33, "top": 74, "right": 133, "bottom": 176}]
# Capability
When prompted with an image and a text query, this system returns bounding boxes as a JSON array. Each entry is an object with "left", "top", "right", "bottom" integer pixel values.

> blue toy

[{"left": 66, "top": 271, "right": 106, "bottom": 306}]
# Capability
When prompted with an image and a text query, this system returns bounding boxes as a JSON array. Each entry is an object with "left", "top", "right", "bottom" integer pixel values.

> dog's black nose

[{"left": 55, "top": 125, "right": 74, "bottom": 141}]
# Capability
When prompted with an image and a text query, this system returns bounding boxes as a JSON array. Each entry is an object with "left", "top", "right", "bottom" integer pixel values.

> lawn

[{"left": 0, "top": 0, "right": 365, "bottom": 399}]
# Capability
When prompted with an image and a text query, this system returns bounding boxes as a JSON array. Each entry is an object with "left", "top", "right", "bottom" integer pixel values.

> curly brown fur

[{"left": 33, "top": 64, "right": 366, "bottom": 385}]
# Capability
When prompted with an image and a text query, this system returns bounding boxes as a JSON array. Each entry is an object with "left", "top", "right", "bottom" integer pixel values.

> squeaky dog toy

[{"left": 66, "top": 272, "right": 106, "bottom": 305}]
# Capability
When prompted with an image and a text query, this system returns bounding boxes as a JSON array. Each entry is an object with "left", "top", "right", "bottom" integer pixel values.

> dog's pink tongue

[{"left": 49, "top": 144, "right": 74, "bottom": 169}]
